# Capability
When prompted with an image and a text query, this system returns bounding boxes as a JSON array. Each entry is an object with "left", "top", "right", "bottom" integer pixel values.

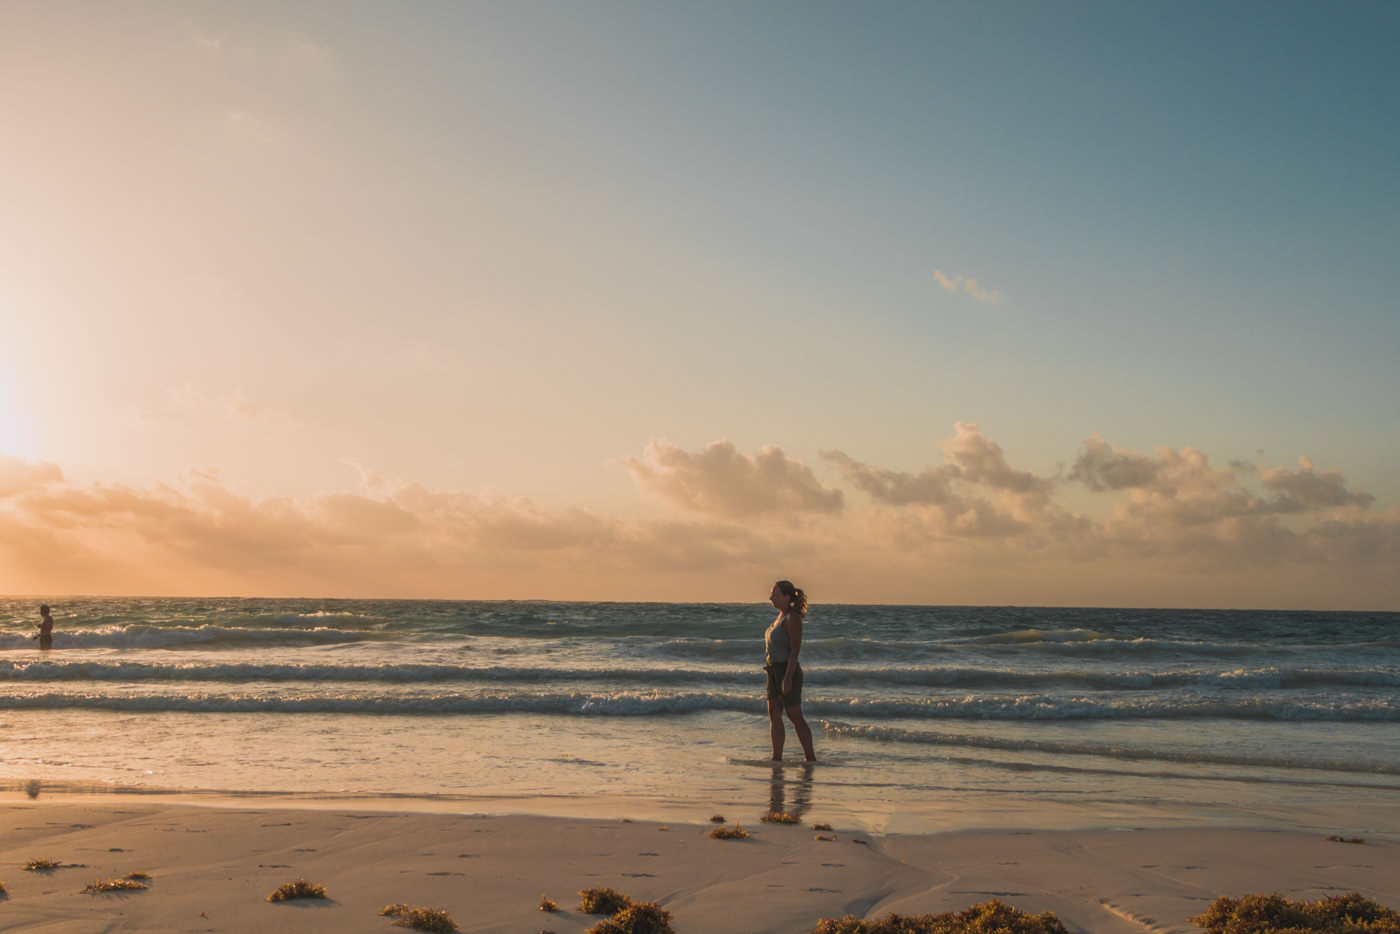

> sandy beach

[{"left": 1, "top": 794, "right": 1396, "bottom": 934}]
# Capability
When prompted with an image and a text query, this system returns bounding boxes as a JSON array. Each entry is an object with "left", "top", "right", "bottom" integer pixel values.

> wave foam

[
  {"left": 817, "top": 718, "right": 1400, "bottom": 775},
  {"left": 0, "top": 688, "right": 1392, "bottom": 722}
]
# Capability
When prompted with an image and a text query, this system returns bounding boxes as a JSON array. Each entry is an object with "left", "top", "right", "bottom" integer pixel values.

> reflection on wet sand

[{"left": 768, "top": 761, "right": 814, "bottom": 817}]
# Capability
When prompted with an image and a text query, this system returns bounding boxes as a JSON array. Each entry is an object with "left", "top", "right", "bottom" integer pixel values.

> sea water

[{"left": 2, "top": 598, "right": 1397, "bottom": 831}]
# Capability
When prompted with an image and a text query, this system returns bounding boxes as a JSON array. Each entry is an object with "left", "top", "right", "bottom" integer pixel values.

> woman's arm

[{"left": 781, "top": 613, "right": 802, "bottom": 692}]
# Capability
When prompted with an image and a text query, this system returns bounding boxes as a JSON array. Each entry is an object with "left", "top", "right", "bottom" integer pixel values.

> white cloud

[{"left": 933, "top": 269, "right": 1002, "bottom": 304}]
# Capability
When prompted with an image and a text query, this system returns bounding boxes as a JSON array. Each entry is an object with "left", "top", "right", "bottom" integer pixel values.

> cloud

[
  {"left": 1071, "top": 436, "right": 1304, "bottom": 525},
  {"left": 0, "top": 462, "right": 798, "bottom": 599},
  {"left": 942, "top": 422, "right": 1053, "bottom": 499},
  {"left": 1260, "top": 456, "right": 1375, "bottom": 509},
  {"left": 823, "top": 423, "right": 1060, "bottom": 540},
  {"left": 933, "top": 269, "right": 1002, "bottom": 304},
  {"left": 1, "top": 429, "right": 1394, "bottom": 608},
  {"left": 819, "top": 451, "right": 957, "bottom": 506},
  {"left": 1060, "top": 436, "right": 1394, "bottom": 575},
  {"left": 0, "top": 453, "right": 64, "bottom": 499},
  {"left": 621, "top": 439, "right": 843, "bottom": 518},
  {"left": 342, "top": 459, "right": 386, "bottom": 492},
  {"left": 822, "top": 426, "right": 1397, "bottom": 591},
  {"left": 1069, "top": 434, "right": 1162, "bottom": 491}
]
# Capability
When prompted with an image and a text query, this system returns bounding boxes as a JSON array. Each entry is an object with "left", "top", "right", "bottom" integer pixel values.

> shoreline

[
  {"left": 8, "top": 780, "right": 1400, "bottom": 837},
  {"left": 0, "top": 795, "right": 1396, "bottom": 934}
]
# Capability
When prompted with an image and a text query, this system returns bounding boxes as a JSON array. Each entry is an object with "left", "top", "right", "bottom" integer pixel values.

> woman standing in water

[
  {"left": 765, "top": 580, "right": 816, "bottom": 762},
  {"left": 35, "top": 604, "right": 54, "bottom": 650}
]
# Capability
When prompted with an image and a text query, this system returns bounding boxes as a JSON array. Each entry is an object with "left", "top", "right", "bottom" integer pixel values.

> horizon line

[{"left": 3, "top": 593, "right": 1396, "bottom": 614}]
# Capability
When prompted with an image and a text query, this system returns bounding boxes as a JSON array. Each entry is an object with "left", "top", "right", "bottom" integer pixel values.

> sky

[{"left": 1, "top": 1, "right": 1396, "bottom": 608}]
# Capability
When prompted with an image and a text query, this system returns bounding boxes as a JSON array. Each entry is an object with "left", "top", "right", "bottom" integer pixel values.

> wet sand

[{"left": 0, "top": 795, "right": 1397, "bottom": 933}]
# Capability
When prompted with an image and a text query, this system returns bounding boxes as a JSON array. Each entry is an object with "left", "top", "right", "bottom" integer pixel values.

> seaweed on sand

[
  {"left": 707, "top": 824, "right": 749, "bottom": 840},
  {"left": 82, "top": 877, "right": 149, "bottom": 893},
  {"left": 585, "top": 901, "right": 675, "bottom": 934},
  {"left": 1192, "top": 892, "right": 1400, "bottom": 934},
  {"left": 267, "top": 879, "right": 327, "bottom": 902},
  {"left": 379, "top": 904, "right": 459, "bottom": 932},
  {"left": 579, "top": 886, "right": 633, "bottom": 914},
  {"left": 811, "top": 899, "right": 1070, "bottom": 934}
]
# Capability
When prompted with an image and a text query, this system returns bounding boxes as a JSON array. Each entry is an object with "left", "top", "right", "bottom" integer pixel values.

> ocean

[{"left": 3, "top": 597, "right": 1398, "bottom": 832}]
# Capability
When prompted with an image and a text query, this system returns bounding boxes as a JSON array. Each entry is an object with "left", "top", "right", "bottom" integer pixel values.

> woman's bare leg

[
  {"left": 767, "top": 699, "right": 785, "bottom": 760},
  {"left": 785, "top": 705, "right": 816, "bottom": 761}
]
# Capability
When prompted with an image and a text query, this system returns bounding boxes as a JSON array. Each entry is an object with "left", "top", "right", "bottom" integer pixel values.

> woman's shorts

[{"left": 764, "top": 661, "right": 803, "bottom": 706}]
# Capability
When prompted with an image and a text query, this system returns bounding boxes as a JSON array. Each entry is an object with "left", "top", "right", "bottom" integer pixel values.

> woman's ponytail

[{"left": 774, "top": 580, "right": 808, "bottom": 618}]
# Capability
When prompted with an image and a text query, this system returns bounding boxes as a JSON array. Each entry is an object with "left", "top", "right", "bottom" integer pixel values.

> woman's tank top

[{"left": 764, "top": 617, "right": 791, "bottom": 665}]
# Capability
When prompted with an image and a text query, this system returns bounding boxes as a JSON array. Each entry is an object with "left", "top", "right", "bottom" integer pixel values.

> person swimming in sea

[{"left": 35, "top": 604, "right": 54, "bottom": 650}]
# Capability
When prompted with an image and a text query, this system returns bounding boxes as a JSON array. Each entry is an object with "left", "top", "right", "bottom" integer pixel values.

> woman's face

[{"left": 769, "top": 585, "right": 790, "bottom": 611}]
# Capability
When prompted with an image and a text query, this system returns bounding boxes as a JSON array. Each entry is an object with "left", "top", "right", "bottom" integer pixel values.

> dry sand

[{"left": 0, "top": 796, "right": 1396, "bottom": 933}]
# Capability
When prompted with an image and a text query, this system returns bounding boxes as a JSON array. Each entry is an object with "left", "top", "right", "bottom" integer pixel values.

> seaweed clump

[
  {"left": 0, "top": 881, "right": 8, "bottom": 895},
  {"left": 379, "top": 904, "right": 459, "bottom": 932},
  {"left": 762, "top": 812, "right": 802, "bottom": 824},
  {"left": 22, "top": 858, "right": 61, "bottom": 871},
  {"left": 1325, "top": 835, "right": 1367, "bottom": 845},
  {"left": 709, "top": 814, "right": 726, "bottom": 823},
  {"left": 267, "top": 879, "right": 328, "bottom": 902},
  {"left": 540, "top": 893, "right": 559, "bottom": 912},
  {"left": 585, "top": 901, "right": 675, "bottom": 934},
  {"left": 82, "top": 876, "right": 149, "bottom": 893},
  {"left": 812, "top": 822, "right": 834, "bottom": 831},
  {"left": 1192, "top": 892, "right": 1400, "bottom": 934},
  {"left": 811, "top": 899, "right": 1070, "bottom": 934},
  {"left": 579, "top": 886, "right": 633, "bottom": 915},
  {"left": 708, "top": 824, "right": 750, "bottom": 840}
]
